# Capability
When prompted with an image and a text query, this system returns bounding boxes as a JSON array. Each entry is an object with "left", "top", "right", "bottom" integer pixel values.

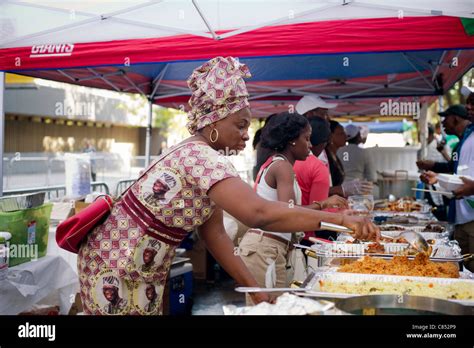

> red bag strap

[{"left": 253, "top": 155, "right": 283, "bottom": 192}]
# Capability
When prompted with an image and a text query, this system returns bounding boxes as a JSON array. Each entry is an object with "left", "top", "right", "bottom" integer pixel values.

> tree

[{"left": 443, "top": 68, "right": 473, "bottom": 107}]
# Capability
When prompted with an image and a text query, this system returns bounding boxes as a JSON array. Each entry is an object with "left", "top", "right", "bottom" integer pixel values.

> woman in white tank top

[{"left": 240, "top": 112, "right": 329, "bottom": 304}]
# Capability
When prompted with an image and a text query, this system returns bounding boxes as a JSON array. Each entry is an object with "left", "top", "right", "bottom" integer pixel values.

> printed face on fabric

[
  {"left": 136, "top": 236, "right": 169, "bottom": 275},
  {"left": 92, "top": 271, "right": 130, "bottom": 315},
  {"left": 77, "top": 57, "right": 243, "bottom": 315},
  {"left": 143, "top": 168, "right": 182, "bottom": 206},
  {"left": 136, "top": 282, "right": 163, "bottom": 314}
]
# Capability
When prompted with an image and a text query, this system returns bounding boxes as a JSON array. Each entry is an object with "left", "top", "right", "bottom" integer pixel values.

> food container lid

[{"left": 0, "top": 232, "right": 12, "bottom": 242}]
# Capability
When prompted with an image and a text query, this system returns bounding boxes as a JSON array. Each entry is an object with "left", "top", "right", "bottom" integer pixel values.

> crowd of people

[
  {"left": 77, "top": 56, "right": 380, "bottom": 315},
  {"left": 416, "top": 88, "right": 474, "bottom": 271},
  {"left": 76, "top": 56, "right": 473, "bottom": 315}
]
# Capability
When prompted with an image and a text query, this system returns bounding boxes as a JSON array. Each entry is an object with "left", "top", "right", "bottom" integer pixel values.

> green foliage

[{"left": 153, "top": 107, "right": 181, "bottom": 136}]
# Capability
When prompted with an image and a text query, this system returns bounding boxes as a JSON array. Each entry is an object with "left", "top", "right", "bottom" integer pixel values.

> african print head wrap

[{"left": 186, "top": 56, "right": 251, "bottom": 135}]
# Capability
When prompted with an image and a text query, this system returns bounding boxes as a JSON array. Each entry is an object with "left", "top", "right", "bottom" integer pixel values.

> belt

[
  {"left": 121, "top": 192, "right": 188, "bottom": 246},
  {"left": 247, "top": 230, "right": 294, "bottom": 250}
]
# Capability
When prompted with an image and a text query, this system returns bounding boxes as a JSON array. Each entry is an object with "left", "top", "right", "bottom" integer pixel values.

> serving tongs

[
  {"left": 319, "top": 221, "right": 430, "bottom": 253},
  {"left": 235, "top": 271, "right": 317, "bottom": 293}
]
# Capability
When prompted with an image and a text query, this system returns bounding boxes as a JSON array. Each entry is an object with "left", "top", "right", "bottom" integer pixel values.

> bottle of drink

[{"left": 415, "top": 180, "right": 424, "bottom": 200}]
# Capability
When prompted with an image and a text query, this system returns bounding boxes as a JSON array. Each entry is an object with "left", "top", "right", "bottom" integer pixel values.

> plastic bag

[{"left": 342, "top": 179, "right": 373, "bottom": 196}]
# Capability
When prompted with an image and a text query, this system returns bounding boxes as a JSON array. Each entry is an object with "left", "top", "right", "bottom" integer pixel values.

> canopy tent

[{"left": 1, "top": 0, "right": 474, "bottom": 195}]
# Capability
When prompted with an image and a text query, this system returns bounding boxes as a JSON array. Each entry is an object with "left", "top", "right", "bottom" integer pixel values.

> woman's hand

[
  {"left": 249, "top": 292, "right": 274, "bottom": 305},
  {"left": 453, "top": 176, "right": 474, "bottom": 199},
  {"left": 420, "top": 171, "right": 438, "bottom": 185},
  {"left": 340, "top": 215, "right": 380, "bottom": 242},
  {"left": 321, "top": 195, "right": 348, "bottom": 210}
]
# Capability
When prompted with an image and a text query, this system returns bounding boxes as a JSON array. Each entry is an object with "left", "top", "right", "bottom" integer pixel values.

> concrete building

[{"left": 5, "top": 73, "right": 163, "bottom": 156}]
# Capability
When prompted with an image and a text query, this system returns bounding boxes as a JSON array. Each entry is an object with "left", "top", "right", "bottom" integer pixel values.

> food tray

[
  {"left": 378, "top": 224, "right": 447, "bottom": 234},
  {"left": 0, "top": 192, "right": 46, "bottom": 212},
  {"left": 303, "top": 269, "right": 474, "bottom": 306},
  {"left": 337, "top": 232, "right": 451, "bottom": 246},
  {"left": 373, "top": 211, "right": 435, "bottom": 220},
  {"left": 309, "top": 242, "right": 461, "bottom": 261}
]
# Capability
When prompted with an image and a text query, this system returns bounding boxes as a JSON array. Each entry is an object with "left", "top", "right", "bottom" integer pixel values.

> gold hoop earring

[{"left": 210, "top": 128, "right": 219, "bottom": 143}]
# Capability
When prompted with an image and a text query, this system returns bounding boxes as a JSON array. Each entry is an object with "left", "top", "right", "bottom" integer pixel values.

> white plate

[{"left": 438, "top": 174, "right": 473, "bottom": 191}]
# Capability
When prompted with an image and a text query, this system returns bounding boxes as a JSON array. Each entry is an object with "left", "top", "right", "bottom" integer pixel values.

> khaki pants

[
  {"left": 454, "top": 220, "right": 474, "bottom": 272},
  {"left": 238, "top": 230, "right": 290, "bottom": 305}
]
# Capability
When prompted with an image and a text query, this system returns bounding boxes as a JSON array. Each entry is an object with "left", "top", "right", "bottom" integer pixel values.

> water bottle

[
  {"left": 415, "top": 180, "right": 424, "bottom": 200},
  {"left": 213, "top": 263, "right": 221, "bottom": 283}
]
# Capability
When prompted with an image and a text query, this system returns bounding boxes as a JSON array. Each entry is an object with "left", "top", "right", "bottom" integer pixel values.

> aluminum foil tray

[
  {"left": 337, "top": 232, "right": 451, "bottom": 246},
  {"left": 373, "top": 211, "right": 435, "bottom": 220},
  {"left": 378, "top": 224, "right": 447, "bottom": 233},
  {"left": 303, "top": 269, "right": 474, "bottom": 306},
  {"left": 309, "top": 242, "right": 461, "bottom": 261},
  {"left": 0, "top": 192, "right": 46, "bottom": 212}
]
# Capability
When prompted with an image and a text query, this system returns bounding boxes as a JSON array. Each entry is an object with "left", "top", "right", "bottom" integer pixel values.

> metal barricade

[
  {"left": 3, "top": 185, "right": 66, "bottom": 201},
  {"left": 91, "top": 182, "right": 110, "bottom": 195},
  {"left": 115, "top": 179, "right": 137, "bottom": 196},
  {"left": 3, "top": 181, "right": 110, "bottom": 200}
]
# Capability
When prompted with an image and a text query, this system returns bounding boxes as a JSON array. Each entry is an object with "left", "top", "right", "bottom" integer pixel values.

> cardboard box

[
  {"left": 74, "top": 201, "right": 91, "bottom": 214},
  {"left": 50, "top": 202, "right": 75, "bottom": 224},
  {"left": 184, "top": 239, "right": 207, "bottom": 280},
  {"left": 68, "top": 293, "right": 83, "bottom": 315}
]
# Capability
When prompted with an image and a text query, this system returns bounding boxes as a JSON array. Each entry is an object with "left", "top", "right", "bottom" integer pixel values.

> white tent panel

[
  {"left": 1, "top": 2, "right": 93, "bottom": 40},
  {"left": 2, "top": 19, "right": 198, "bottom": 48},
  {"left": 1, "top": 0, "right": 472, "bottom": 48}
]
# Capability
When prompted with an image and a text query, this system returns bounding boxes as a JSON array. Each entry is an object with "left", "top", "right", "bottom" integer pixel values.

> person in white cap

[
  {"left": 295, "top": 95, "right": 338, "bottom": 121},
  {"left": 295, "top": 95, "right": 338, "bottom": 182},
  {"left": 461, "top": 85, "right": 474, "bottom": 122},
  {"left": 337, "top": 124, "right": 377, "bottom": 183},
  {"left": 102, "top": 276, "right": 128, "bottom": 314},
  {"left": 358, "top": 125, "right": 369, "bottom": 146}
]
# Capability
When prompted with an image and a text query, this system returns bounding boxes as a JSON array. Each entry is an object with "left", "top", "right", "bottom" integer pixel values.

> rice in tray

[
  {"left": 337, "top": 253, "right": 459, "bottom": 278},
  {"left": 316, "top": 279, "right": 474, "bottom": 300}
]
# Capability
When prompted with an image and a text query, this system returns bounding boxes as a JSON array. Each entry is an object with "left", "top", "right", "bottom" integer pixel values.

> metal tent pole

[
  {"left": 0, "top": 72, "right": 4, "bottom": 196},
  {"left": 145, "top": 99, "right": 153, "bottom": 168},
  {"left": 418, "top": 102, "right": 429, "bottom": 160}
]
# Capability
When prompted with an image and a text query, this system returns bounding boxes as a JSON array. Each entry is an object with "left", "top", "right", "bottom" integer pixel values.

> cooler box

[
  {"left": 0, "top": 203, "right": 53, "bottom": 266},
  {"left": 167, "top": 262, "right": 193, "bottom": 315}
]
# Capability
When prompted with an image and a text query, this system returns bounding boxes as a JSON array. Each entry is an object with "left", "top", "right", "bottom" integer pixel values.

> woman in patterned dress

[{"left": 77, "top": 56, "right": 380, "bottom": 315}]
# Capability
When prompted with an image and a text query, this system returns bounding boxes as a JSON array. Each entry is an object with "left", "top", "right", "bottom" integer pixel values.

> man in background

[
  {"left": 337, "top": 124, "right": 376, "bottom": 184},
  {"left": 295, "top": 94, "right": 337, "bottom": 176},
  {"left": 419, "top": 105, "right": 474, "bottom": 271},
  {"left": 461, "top": 85, "right": 474, "bottom": 122}
]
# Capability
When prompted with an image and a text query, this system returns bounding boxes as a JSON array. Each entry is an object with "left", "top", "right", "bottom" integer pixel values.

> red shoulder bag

[{"left": 56, "top": 143, "right": 189, "bottom": 253}]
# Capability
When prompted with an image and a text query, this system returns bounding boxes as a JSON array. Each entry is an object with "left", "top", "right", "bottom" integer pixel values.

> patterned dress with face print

[{"left": 78, "top": 141, "right": 238, "bottom": 315}]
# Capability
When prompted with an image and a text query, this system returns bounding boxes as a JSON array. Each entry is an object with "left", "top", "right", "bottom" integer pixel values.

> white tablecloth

[
  {"left": 47, "top": 226, "right": 78, "bottom": 273},
  {"left": 0, "top": 255, "right": 78, "bottom": 315}
]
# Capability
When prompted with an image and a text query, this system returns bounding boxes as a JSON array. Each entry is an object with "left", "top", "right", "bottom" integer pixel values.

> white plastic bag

[{"left": 265, "top": 258, "right": 277, "bottom": 288}]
